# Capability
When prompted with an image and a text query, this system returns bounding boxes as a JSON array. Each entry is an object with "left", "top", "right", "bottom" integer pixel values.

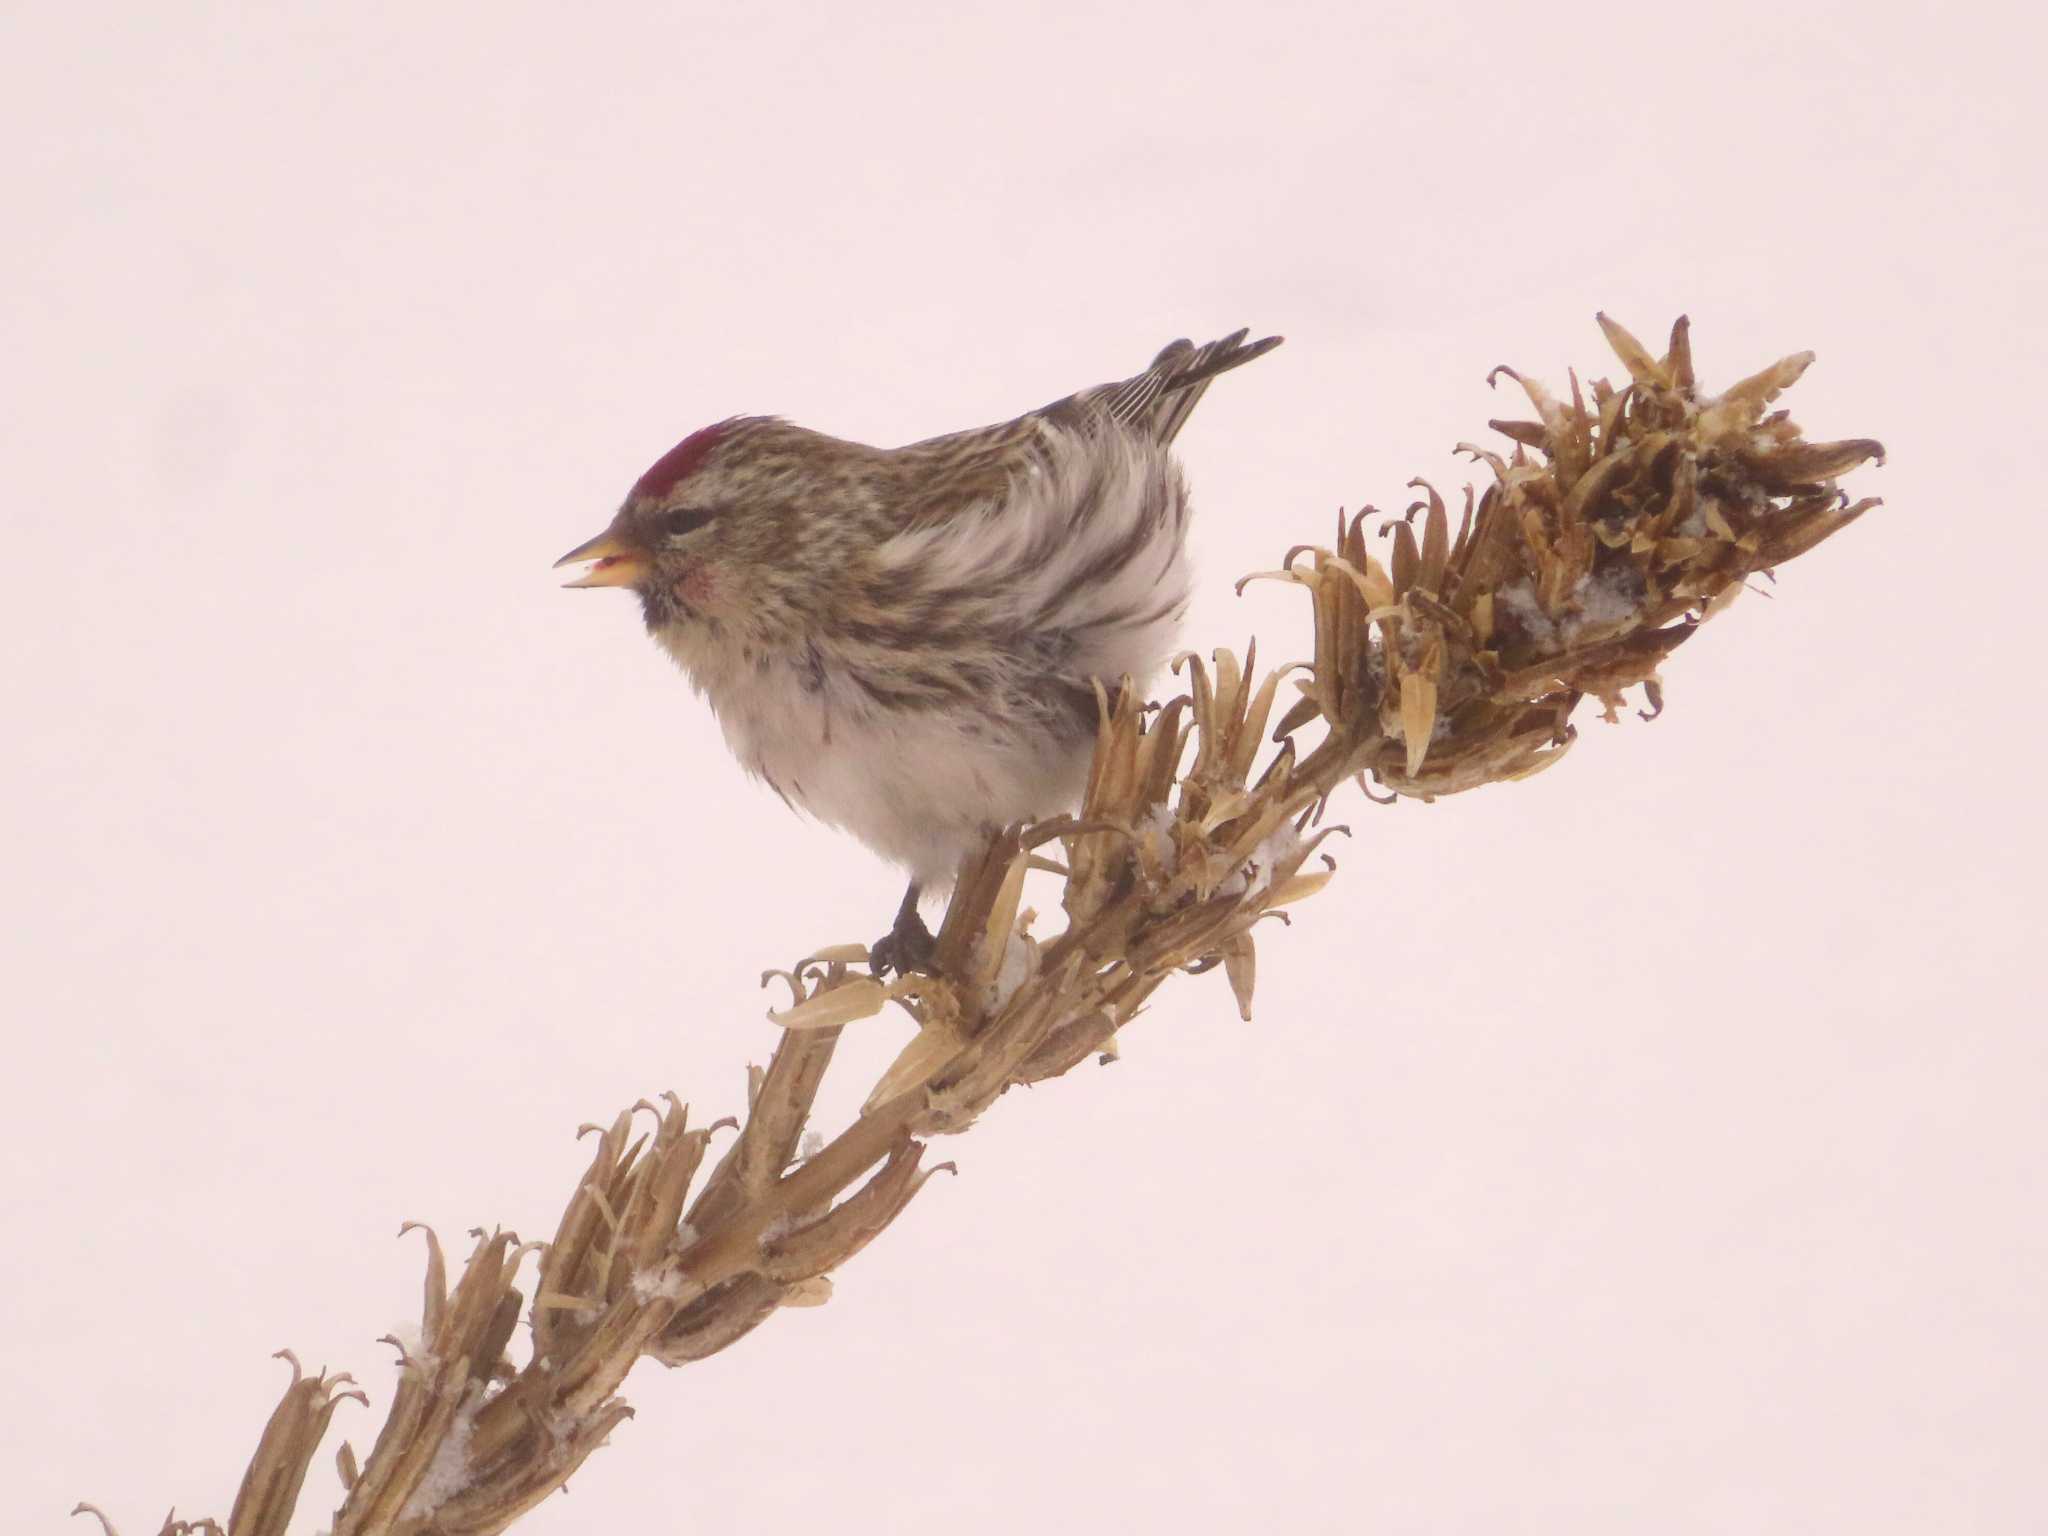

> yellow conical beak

[{"left": 554, "top": 529, "right": 650, "bottom": 588}]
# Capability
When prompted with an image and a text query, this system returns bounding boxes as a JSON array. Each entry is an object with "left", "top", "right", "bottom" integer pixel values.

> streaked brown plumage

[{"left": 557, "top": 329, "right": 1280, "bottom": 969}]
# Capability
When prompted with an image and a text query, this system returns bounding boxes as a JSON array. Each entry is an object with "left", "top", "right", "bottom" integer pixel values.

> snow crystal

[
  {"left": 797, "top": 1130, "right": 824, "bottom": 1161},
  {"left": 1245, "top": 821, "right": 1304, "bottom": 899},
  {"left": 1562, "top": 566, "right": 1643, "bottom": 642},
  {"left": 398, "top": 1388, "right": 479, "bottom": 1521},
  {"left": 1221, "top": 820, "right": 1306, "bottom": 901},
  {"left": 1138, "top": 803, "right": 1179, "bottom": 873},
  {"left": 980, "top": 930, "right": 1037, "bottom": 1014},
  {"left": 631, "top": 1261, "right": 697, "bottom": 1303},
  {"left": 1494, "top": 581, "right": 1559, "bottom": 651}
]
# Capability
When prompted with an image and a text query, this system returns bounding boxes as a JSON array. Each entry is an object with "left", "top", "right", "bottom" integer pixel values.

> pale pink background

[{"left": 3, "top": 3, "right": 2041, "bottom": 1532}]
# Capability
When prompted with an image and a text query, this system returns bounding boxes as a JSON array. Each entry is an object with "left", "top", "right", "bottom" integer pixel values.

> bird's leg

[{"left": 869, "top": 880, "right": 936, "bottom": 978}]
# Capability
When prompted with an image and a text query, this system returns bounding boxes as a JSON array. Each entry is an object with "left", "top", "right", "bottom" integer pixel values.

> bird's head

[{"left": 555, "top": 416, "right": 801, "bottom": 634}]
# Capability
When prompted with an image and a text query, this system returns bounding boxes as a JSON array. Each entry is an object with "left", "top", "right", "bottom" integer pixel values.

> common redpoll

[{"left": 556, "top": 329, "right": 1281, "bottom": 971}]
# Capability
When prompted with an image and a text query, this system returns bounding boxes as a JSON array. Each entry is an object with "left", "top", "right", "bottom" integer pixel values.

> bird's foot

[{"left": 869, "top": 898, "right": 937, "bottom": 979}]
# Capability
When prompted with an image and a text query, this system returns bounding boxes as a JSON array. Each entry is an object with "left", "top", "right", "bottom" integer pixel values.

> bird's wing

[
  {"left": 887, "top": 413, "right": 1049, "bottom": 528},
  {"left": 888, "top": 328, "right": 1281, "bottom": 529}
]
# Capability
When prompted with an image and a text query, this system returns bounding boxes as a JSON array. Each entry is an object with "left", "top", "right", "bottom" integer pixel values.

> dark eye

[{"left": 654, "top": 506, "right": 719, "bottom": 542}]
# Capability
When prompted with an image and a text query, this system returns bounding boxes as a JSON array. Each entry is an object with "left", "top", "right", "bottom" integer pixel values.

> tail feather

[{"left": 1107, "top": 328, "right": 1283, "bottom": 445}]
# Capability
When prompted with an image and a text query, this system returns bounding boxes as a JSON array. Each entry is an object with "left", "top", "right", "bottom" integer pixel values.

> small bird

[{"left": 556, "top": 328, "right": 1281, "bottom": 972}]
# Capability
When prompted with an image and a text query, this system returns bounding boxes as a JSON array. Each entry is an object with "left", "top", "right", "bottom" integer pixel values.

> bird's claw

[{"left": 869, "top": 907, "right": 937, "bottom": 979}]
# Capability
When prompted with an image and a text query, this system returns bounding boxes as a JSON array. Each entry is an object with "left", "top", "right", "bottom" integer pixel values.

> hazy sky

[{"left": 4, "top": 3, "right": 2041, "bottom": 1533}]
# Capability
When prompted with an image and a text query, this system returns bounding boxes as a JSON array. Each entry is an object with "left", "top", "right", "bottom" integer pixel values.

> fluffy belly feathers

[{"left": 705, "top": 664, "right": 1093, "bottom": 884}]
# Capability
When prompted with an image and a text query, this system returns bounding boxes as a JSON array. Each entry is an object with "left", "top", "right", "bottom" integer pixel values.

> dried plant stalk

[{"left": 83, "top": 317, "right": 1882, "bottom": 1536}]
